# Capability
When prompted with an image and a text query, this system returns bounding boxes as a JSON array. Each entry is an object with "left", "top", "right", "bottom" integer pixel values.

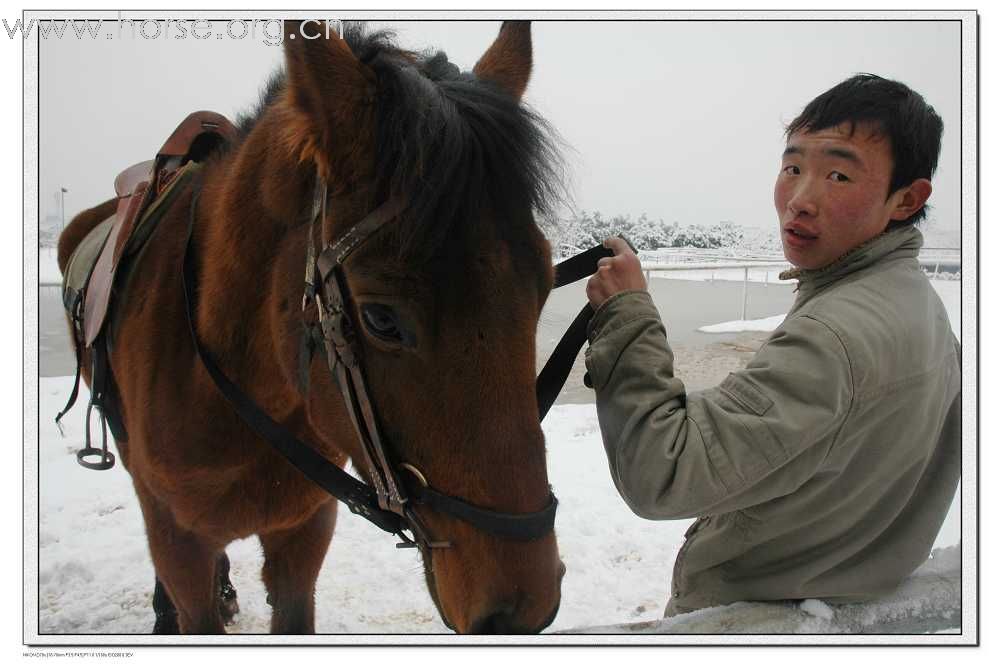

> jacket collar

[{"left": 779, "top": 224, "right": 924, "bottom": 294}]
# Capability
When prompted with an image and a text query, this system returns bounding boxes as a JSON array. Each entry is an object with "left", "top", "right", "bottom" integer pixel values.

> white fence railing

[
  {"left": 638, "top": 256, "right": 960, "bottom": 321},
  {"left": 641, "top": 262, "right": 790, "bottom": 321},
  {"left": 38, "top": 257, "right": 962, "bottom": 324}
]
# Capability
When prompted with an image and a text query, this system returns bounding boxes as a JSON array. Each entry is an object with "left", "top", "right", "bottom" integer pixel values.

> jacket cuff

[{"left": 587, "top": 290, "right": 659, "bottom": 343}]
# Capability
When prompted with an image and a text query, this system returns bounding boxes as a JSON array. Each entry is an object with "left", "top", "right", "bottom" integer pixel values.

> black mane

[
  {"left": 239, "top": 22, "right": 565, "bottom": 263},
  {"left": 235, "top": 68, "right": 286, "bottom": 138}
]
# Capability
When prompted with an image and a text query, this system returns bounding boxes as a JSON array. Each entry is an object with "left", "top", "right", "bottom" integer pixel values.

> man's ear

[{"left": 889, "top": 178, "right": 933, "bottom": 221}]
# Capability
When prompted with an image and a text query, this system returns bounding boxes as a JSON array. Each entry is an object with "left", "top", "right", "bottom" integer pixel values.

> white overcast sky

[{"left": 39, "top": 17, "right": 962, "bottom": 243}]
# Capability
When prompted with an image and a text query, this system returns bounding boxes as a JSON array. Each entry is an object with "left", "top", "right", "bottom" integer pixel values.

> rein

[{"left": 182, "top": 173, "right": 614, "bottom": 551}]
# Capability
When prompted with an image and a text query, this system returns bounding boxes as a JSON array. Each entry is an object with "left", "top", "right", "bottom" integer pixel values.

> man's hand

[{"left": 586, "top": 237, "right": 647, "bottom": 310}]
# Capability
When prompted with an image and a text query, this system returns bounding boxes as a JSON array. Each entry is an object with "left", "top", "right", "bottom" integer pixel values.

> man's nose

[{"left": 787, "top": 180, "right": 819, "bottom": 217}]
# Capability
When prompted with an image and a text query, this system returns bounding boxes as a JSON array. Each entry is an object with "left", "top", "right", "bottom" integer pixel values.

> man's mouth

[{"left": 784, "top": 225, "right": 819, "bottom": 247}]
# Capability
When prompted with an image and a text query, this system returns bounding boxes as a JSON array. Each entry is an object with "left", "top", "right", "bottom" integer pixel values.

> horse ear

[
  {"left": 473, "top": 21, "right": 532, "bottom": 101},
  {"left": 281, "top": 21, "right": 375, "bottom": 166}
]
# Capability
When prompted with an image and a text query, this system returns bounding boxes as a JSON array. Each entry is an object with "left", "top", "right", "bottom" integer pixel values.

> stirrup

[{"left": 76, "top": 402, "right": 116, "bottom": 471}]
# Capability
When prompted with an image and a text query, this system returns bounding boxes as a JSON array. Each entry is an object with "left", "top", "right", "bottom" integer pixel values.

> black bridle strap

[
  {"left": 314, "top": 205, "right": 410, "bottom": 517},
  {"left": 183, "top": 184, "right": 405, "bottom": 536}
]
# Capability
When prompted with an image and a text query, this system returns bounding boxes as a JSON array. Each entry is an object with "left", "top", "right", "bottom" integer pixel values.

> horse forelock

[
  {"left": 369, "top": 48, "right": 564, "bottom": 266},
  {"left": 235, "top": 22, "right": 563, "bottom": 269}
]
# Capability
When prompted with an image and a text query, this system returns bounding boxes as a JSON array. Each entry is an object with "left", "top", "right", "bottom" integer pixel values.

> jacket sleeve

[{"left": 584, "top": 291, "right": 854, "bottom": 519}]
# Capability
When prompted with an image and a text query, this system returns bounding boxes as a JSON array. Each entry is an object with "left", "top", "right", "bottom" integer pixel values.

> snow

[
  {"left": 569, "top": 544, "right": 960, "bottom": 634},
  {"left": 800, "top": 599, "right": 836, "bottom": 621},
  {"left": 699, "top": 314, "right": 786, "bottom": 334},
  {"left": 36, "top": 378, "right": 961, "bottom": 636},
  {"left": 37, "top": 388, "right": 691, "bottom": 635},
  {"left": 697, "top": 280, "right": 960, "bottom": 336}
]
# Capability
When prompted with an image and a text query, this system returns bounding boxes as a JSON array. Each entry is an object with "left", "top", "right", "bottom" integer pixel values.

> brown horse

[{"left": 57, "top": 21, "right": 566, "bottom": 634}]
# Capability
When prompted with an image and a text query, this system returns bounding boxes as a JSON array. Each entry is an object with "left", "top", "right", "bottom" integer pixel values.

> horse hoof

[
  {"left": 220, "top": 598, "right": 240, "bottom": 624},
  {"left": 220, "top": 582, "right": 239, "bottom": 624}
]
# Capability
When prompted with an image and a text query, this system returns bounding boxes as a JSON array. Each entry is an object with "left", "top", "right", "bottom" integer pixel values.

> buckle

[{"left": 399, "top": 462, "right": 429, "bottom": 488}]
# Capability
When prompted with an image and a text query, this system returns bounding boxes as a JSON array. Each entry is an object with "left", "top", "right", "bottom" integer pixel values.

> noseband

[{"left": 183, "top": 171, "right": 614, "bottom": 551}]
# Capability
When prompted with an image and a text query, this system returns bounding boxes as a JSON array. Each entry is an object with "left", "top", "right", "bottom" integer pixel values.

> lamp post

[{"left": 60, "top": 187, "right": 68, "bottom": 232}]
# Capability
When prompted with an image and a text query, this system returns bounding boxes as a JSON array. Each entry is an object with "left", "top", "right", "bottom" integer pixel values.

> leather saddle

[
  {"left": 80, "top": 110, "right": 238, "bottom": 347},
  {"left": 57, "top": 111, "right": 237, "bottom": 468}
]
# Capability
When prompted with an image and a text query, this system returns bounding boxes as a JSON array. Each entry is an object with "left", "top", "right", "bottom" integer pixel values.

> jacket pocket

[{"left": 719, "top": 373, "right": 773, "bottom": 416}]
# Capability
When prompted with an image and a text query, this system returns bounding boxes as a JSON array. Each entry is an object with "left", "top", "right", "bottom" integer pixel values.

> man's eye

[
  {"left": 782, "top": 165, "right": 800, "bottom": 175},
  {"left": 829, "top": 171, "right": 851, "bottom": 183}
]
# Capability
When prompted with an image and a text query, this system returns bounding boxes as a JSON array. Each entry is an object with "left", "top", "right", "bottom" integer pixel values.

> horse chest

[{"left": 145, "top": 456, "right": 334, "bottom": 540}]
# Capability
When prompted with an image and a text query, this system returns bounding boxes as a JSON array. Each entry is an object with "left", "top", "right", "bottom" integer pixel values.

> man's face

[{"left": 773, "top": 122, "right": 898, "bottom": 270}]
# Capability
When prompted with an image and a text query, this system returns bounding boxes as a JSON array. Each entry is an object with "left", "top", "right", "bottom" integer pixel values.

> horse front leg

[
  {"left": 152, "top": 577, "right": 179, "bottom": 634},
  {"left": 152, "top": 553, "right": 237, "bottom": 634},
  {"left": 258, "top": 500, "right": 337, "bottom": 634},
  {"left": 134, "top": 481, "right": 227, "bottom": 634}
]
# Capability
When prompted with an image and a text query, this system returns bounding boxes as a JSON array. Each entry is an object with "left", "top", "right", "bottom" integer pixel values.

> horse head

[{"left": 278, "top": 21, "right": 564, "bottom": 634}]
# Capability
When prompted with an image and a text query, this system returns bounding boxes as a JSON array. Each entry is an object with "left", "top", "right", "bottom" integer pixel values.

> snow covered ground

[
  {"left": 699, "top": 314, "right": 788, "bottom": 334},
  {"left": 569, "top": 544, "right": 960, "bottom": 635},
  {"left": 35, "top": 383, "right": 961, "bottom": 638},
  {"left": 36, "top": 390, "right": 692, "bottom": 636}
]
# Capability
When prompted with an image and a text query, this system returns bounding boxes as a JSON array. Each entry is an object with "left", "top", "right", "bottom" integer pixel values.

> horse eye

[{"left": 361, "top": 304, "right": 402, "bottom": 342}]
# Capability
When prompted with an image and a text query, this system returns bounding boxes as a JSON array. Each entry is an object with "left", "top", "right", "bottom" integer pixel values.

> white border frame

[{"left": 22, "top": 8, "right": 978, "bottom": 647}]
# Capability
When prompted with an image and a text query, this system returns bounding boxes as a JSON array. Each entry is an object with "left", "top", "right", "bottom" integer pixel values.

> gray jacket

[{"left": 584, "top": 225, "right": 960, "bottom": 614}]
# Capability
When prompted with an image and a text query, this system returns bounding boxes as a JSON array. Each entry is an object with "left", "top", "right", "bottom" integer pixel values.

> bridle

[
  {"left": 183, "top": 169, "right": 615, "bottom": 551},
  {"left": 301, "top": 176, "right": 561, "bottom": 549}
]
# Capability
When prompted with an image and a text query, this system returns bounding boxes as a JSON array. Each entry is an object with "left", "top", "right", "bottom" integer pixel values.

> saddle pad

[
  {"left": 121, "top": 160, "right": 202, "bottom": 261},
  {"left": 62, "top": 216, "right": 114, "bottom": 313}
]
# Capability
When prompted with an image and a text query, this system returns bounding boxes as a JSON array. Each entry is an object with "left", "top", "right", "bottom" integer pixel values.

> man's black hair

[{"left": 786, "top": 73, "right": 943, "bottom": 225}]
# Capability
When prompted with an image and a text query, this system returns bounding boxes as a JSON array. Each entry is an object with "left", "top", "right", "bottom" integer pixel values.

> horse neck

[{"left": 191, "top": 127, "right": 315, "bottom": 397}]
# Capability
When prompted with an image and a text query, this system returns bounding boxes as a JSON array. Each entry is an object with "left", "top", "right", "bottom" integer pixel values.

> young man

[{"left": 584, "top": 74, "right": 960, "bottom": 616}]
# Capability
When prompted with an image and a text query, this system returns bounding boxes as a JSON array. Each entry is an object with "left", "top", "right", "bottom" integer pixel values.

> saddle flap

[{"left": 83, "top": 189, "right": 143, "bottom": 346}]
